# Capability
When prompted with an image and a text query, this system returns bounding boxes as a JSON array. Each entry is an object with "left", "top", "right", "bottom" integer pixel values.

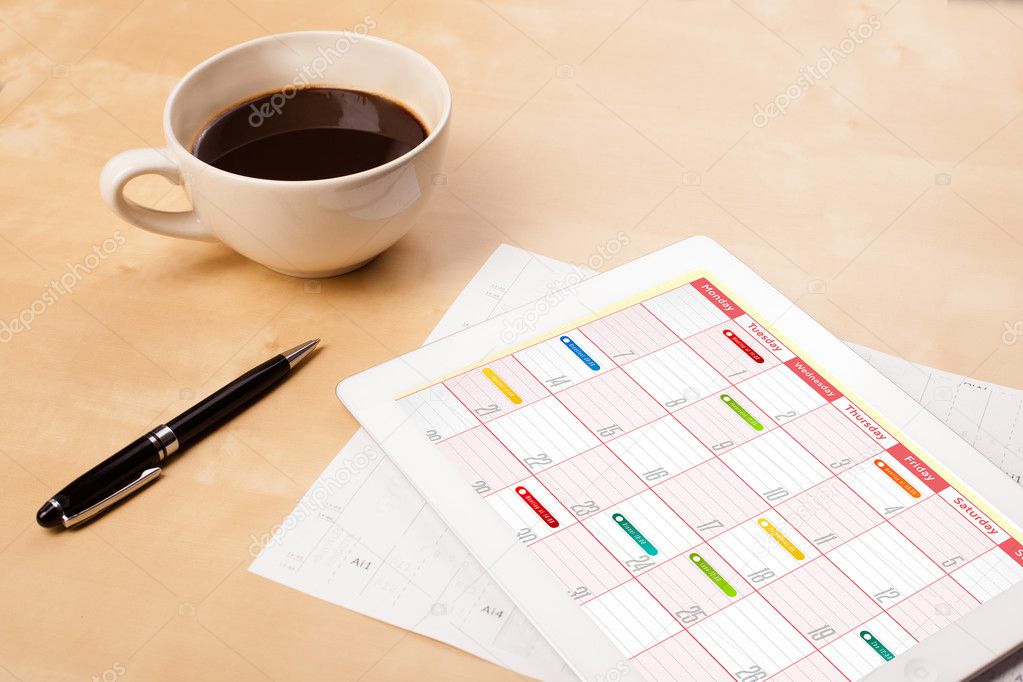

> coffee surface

[{"left": 193, "top": 87, "right": 428, "bottom": 180}]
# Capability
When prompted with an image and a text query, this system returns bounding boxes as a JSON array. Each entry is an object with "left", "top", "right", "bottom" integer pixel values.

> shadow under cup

[{"left": 166, "top": 32, "right": 451, "bottom": 277}]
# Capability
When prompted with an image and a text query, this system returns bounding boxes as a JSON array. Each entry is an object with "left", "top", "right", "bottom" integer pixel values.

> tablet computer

[{"left": 338, "top": 236, "right": 1023, "bottom": 681}]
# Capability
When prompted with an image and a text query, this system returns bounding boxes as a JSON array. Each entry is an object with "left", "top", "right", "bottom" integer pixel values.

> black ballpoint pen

[{"left": 36, "top": 339, "right": 320, "bottom": 529}]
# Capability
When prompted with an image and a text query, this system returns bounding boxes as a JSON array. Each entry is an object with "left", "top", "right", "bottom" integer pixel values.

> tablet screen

[{"left": 396, "top": 274, "right": 1023, "bottom": 681}]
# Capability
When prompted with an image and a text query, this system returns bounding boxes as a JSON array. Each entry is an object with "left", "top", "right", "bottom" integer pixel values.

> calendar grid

[
  {"left": 773, "top": 413, "right": 988, "bottom": 606},
  {"left": 625, "top": 311, "right": 914, "bottom": 657},
  {"left": 468, "top": 398, "right": 830, "bottom": 503},
  {"left": 560, "top": 501, "right": 739, "bottom": 678},
  {"left": 438, "top": 381, "right": 594, "bottom": 544},
  {"left": 573, "top": 327, "right": 857, "bottom": 678},
  {"left": 644, "top": 307, "right": 982, "bottom": 643},
  {"left": 400, "top": 276, "right": 1023, "bottom": 681},
  {"left": 790, "top": 435, "right": 990, "bottom": 605},
  {"left": 558, "top": 461, "right": 934, "bottom": 611},
  {"left": 558, "top": 460, "right": 990, "bottom": 614},
  {"left": 443, "top": 357, "right": 728, "bottom": 667},
  {"left": 438, "top": 385, "right": 535, "bottom": 478},
  {"left": 627, "top": 540, "right": 994, "bottom": 680},
  {"left": 593, "top": 331, "right": 887, "bottom": 682},
  {"left": 749, "top": 409, "right": 1012, "bottom": 615},
  {"left": 663, "top": 309, "right": 991, "bottom": 572},
  {"left": 507, "top": 349, "right": 749, "bottom": 679}
]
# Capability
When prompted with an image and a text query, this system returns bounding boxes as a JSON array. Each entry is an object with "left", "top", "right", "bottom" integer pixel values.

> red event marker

[
  {"left": 516, "top": 486, "right": 560, "bottom": 528},
  {"left": 723, "top": 329, "right": 764, "bottom": 363}
]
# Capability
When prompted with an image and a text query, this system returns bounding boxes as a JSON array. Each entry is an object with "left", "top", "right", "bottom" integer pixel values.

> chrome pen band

[
  {"left": 61, "top": 467, "right": 163, "bottom": 528},
  {"left": 146, "top": 424, "right": 179, "bottom": 461}
]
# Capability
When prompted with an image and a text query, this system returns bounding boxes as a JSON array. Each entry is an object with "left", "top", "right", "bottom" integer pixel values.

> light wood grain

[{"left": 1, "top": 1, "right": 1022, "bottom": 679}]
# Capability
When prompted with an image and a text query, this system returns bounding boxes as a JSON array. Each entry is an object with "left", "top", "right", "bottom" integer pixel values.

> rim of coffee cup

[{"left": 163, "top": 30, "right": 452, "bottom": 186}]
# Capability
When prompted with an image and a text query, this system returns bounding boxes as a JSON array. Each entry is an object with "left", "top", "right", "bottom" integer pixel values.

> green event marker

[
  {"left": 860, "top": 631, "right": 895, "bottom": 661},
  {"left": 720, "top": 394, "right": 764, "bottom": 431},
  {"left": 613, "top": 513, "right": 658, "bottom": 556},
  {"left": 689, "top": 552, "right": 737, "bottom": 597}
]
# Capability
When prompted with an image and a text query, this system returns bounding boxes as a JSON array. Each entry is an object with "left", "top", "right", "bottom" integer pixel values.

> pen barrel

[
  {"left": 167, "top": 355, "right": 290, "bottom": 445},
  {"left": 52, "top": 436, "right": 162, "bottom": 509}
]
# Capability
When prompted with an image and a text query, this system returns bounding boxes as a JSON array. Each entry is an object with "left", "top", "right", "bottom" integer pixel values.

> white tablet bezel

[{"left": 337, "top": 236, "right": 1023, "bottom": 681}]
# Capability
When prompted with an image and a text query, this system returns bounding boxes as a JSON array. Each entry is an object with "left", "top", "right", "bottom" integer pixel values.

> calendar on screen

[{"left": 393, "top": 274, "right": 1023, "bottom": 681}]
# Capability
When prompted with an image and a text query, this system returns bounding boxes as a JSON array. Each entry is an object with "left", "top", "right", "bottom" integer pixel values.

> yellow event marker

[
  {"left": 757, "top": 518, "right": 805, "bottom": 560},
  {"left": 482, "top": 367, "right": 522, "bottom": 404}
]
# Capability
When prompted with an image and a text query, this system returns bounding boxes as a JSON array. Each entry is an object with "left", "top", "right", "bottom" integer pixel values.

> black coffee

[{"left": 192, "top": 87, "right": 428, "bottom": 181}]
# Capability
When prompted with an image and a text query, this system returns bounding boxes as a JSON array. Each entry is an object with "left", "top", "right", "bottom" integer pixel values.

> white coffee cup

[{"left": 100, "top": 31, "right": 451, "bottom": 277}]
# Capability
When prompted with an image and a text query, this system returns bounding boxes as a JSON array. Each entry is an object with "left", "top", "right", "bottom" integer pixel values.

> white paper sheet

[
  {"left": 250, "top": 246, "right": 585, "bottom": 681},
  {"left": 848, "top": 343, "right": 1023, "bottom": 488},
  {"left": 251, "top": 244, "right": 1023, "bottom": 681}
]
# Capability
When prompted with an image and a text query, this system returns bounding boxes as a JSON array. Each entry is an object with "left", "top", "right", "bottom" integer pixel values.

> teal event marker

[
  {"left": 720, "top": 393, "right": 764, "bottom": 431},
  {"left": 860, "top": 631, "right": 895, "bottom": 661},
  {"left": 613, "top": 513, "right": 658, "bottom": 556}
]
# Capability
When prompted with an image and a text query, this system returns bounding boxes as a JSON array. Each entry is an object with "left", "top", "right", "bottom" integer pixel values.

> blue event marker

[{"left": 560, "top": 336, "right": 600, "bottom": 371}]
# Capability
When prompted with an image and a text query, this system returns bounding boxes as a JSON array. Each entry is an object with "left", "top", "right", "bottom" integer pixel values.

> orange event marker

[{"left": 875, "top": 459, "right": 921, "bottom": 498}]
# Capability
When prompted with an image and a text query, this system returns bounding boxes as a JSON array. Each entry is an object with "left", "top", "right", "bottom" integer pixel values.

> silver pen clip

[{"left": 61, "top": 467, "right": 162, "bottom": 528}]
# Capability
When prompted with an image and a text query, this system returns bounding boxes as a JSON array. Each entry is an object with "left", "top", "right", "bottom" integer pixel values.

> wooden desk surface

[{"left": 2, "top": 1, "right": 1022, "bottom": 679}]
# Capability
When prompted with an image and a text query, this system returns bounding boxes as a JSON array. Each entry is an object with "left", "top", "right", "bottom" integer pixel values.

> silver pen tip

[{"left": 282, "top": 339, "right": 320, "bottom": 368}]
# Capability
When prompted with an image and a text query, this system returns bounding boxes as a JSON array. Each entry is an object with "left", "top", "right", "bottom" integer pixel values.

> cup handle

[{"left": 99, "top": 148, "right": 217, "bottom": 242}]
